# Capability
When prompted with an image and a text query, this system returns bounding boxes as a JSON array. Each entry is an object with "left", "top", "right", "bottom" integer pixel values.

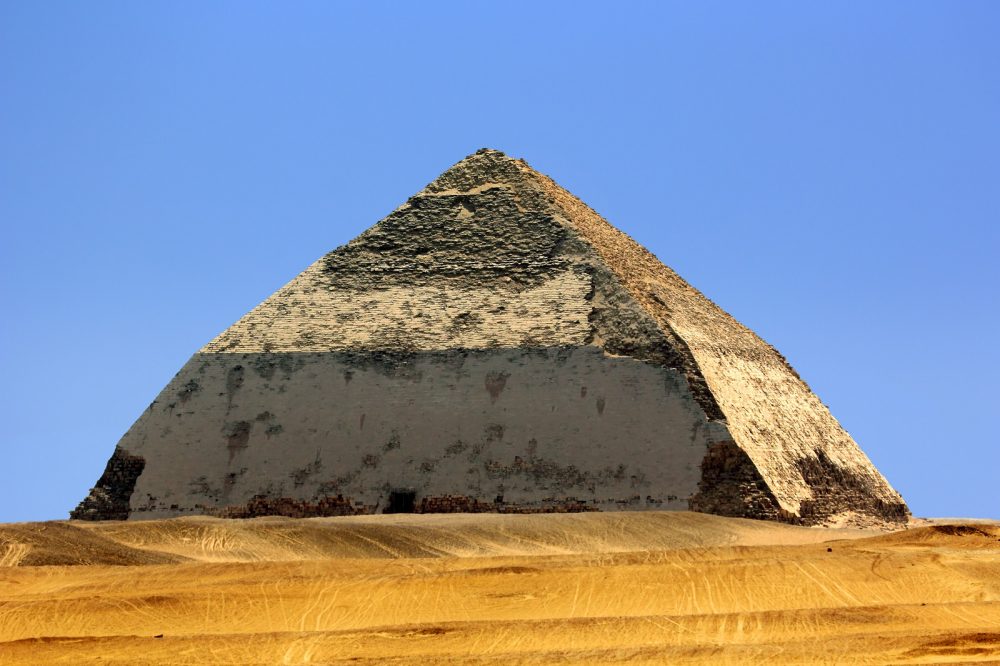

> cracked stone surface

[{"left": 74, "top": 149, "right": 908, "bottom": 527}]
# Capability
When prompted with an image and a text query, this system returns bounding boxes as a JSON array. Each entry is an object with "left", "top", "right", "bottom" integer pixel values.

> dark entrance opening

[{"left": 386, "top": 489, "right": 416, "bottom": 514}]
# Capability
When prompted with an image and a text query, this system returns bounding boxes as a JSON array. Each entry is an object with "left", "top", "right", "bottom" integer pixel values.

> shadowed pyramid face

[{"left": 73, "top": 149, "right": 908, "bottom": 526}]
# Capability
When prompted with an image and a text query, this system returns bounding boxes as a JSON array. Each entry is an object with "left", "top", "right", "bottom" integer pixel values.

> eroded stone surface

[
  {"left": 71, "top": 447, "right": 146, "bottom": 521},
  {"left": 74, "top": 149, "right": 908, "bottom": 526},
  {"left": 100, "top": 349, "right": 723, "bottom": 519}
]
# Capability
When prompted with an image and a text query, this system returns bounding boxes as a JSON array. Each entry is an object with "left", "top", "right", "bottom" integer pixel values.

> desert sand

[{"left": 1, "top": 512, "right": 998, "bottom": 664}]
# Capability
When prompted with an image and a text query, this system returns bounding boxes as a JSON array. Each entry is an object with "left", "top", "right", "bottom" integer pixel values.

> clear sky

[{"left": 1, "top": 2, "right": 997, "bottom": 523}]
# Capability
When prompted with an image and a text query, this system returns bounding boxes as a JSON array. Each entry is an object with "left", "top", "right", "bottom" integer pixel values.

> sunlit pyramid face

[{"left": 73, "top": 149, "right": 908, "bottom": 527}]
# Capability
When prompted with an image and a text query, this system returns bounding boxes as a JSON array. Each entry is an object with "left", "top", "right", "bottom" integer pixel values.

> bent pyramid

[{"left": 73, "top": 149, "right": 908, "bottom": 526}]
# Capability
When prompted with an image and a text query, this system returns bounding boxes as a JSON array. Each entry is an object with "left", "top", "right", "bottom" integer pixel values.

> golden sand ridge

[{"left": 1, "top": 511, "right": 998, "bottom": 664}]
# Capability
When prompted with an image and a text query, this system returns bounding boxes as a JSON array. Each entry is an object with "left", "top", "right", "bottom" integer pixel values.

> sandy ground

[{"left": 1, "top": 512, "right": 997, "bottom": 664}]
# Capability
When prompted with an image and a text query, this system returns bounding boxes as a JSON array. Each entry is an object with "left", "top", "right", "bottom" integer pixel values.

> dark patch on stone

[
  {"left": 339, "top": 351, "right": 422, "bottom": 382},
  {"left": 448, "top": 311, "right": 483, "bottom": 335},
  {"left": 223, "top": 467, "right": 247, "bottom": 496},
  {"left": 177, "top": 380, "right": 200, "bottom": 403},
  {"left": 689, "top": 441, "right": 790, "bottom": 522},
  {"left": 217, "top": 494, "right": 367, "bottom": 518},
  {"left": 795, "top": 450, "right": 910, "bottom": 525},
  {"left": 70, "top": 447, "right": 146, "bottom": 521},
  {"left": 224, "top": 421, "right": 252, "bottom": 462},
  {"left": 225, "top": 365, "right": 244, "bottom": 410},
  {"left": 290, "top": 453, "right": 323, "bottom": 487},
  {"left": 596, "top": 396, "right": 606, "bottom": 415},
  {"left": 382, "top": 431, "right": 401, "bottom": 452},
  {"left": 483, "top": 454, "right": 635, "bottom": 494},
  {"left": 189, "top": 475, "right": 219, "bottom": 499},
  {"left": 316, "top": 469, "right": 359, "bottom": 496},
  {"left": 445, "top": 440, "right": 467, "bottom": 456},
  {"left": 479, "top": 424, "right": 505, "bottom": 451},
  {"left": 415, "top": 494, "right": 599, "bottom": 514},
  {"left": 249, "top": 354, "right": 305, "bottom": 380},
  {"left": 484, "top": 371, "right": 510, "bottom": 403}
]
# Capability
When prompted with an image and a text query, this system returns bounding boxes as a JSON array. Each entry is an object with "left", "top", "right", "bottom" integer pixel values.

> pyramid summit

[{"left": 74, "top": 148, "right": 908, "bottom": 526}]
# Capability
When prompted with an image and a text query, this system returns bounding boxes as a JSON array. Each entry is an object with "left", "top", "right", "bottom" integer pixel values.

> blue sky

[{"left": 1, "top": 2, "right": 997, "bottom": 522}]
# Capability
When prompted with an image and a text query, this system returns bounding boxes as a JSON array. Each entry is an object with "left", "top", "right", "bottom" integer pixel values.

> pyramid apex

[
  {"left": 421, "top": 148, "right": 534, "bottom": 196},
  {"left": 462, "top": 147, "right": 521, "bottom": 164}
]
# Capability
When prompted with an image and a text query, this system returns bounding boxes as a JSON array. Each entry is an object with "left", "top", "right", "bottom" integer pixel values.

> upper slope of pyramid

[
  {"left": 201, "top": 149, "right": 907, "bottom": 522},
  {"left": 203, "top": 148, "right": 652, "bottom": 357}
]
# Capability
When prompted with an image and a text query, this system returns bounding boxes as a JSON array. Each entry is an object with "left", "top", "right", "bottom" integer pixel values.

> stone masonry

[{"left": 73, "top": 149, "right": 909, "bottom": 527}]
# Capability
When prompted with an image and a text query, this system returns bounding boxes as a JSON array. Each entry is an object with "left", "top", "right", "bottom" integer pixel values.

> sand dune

[
  {"left": 1, "top": 512, "right": 997, "bottom": 664},
  {"left": 2, "top": 512, "right": 881, "bottom": 565}
]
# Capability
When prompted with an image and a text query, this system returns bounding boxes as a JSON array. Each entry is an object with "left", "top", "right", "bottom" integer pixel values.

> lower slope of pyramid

[{"left": 74, "top": 347, "right": 727, "bottom": 520}]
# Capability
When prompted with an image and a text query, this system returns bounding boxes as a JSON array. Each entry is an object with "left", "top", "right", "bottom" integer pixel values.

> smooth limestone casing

[{"left": 123, "top": 348, "right": 728, "bottom": 518}]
